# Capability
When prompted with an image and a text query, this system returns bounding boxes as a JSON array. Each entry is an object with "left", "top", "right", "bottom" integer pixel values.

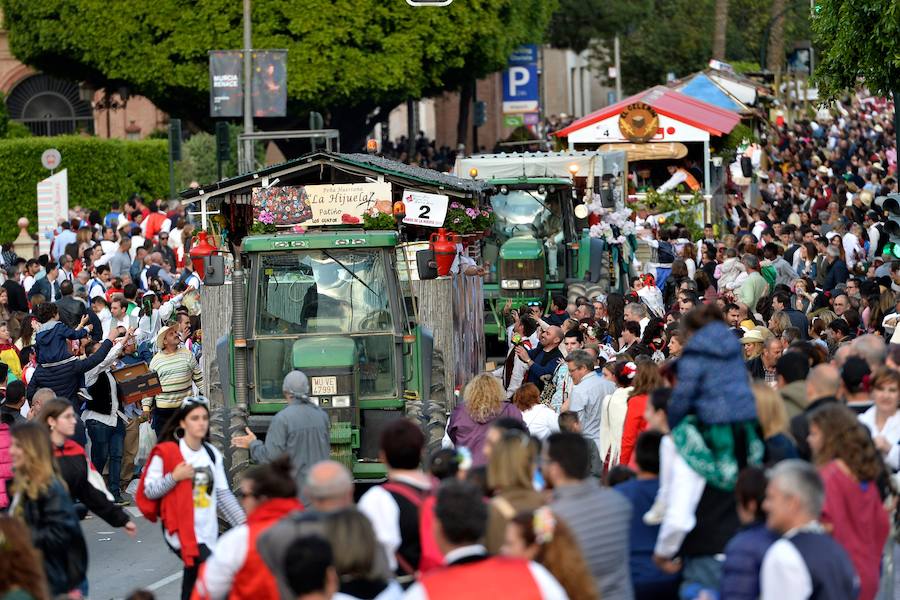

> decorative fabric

[{"left": 671, "top": 416, "right": 764, "bottom": 491}]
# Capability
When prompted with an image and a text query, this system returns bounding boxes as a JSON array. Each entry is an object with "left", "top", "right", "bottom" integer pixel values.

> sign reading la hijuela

[{"left": 252, "top": 182, "right": 393, "bottom": 226}]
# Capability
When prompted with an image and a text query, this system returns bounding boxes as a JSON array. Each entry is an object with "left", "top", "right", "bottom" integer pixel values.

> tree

[
  {"left": 765, "top": 0, "right": 786, "bottom": 71},
  {"left": 546, "top": 0, "right": 611, "bottom": 54},
  {"left": 812, "top": 0, "right": 900, "bottom": 112},
  {"left": 592, "top": 0, "right": 715, "bottom": 93},
  {"left": 1, "top": 0, "right": 556, "bottom": 148},
  {"left": 713, "top": 0, "right": 729, "bottom": 60}
]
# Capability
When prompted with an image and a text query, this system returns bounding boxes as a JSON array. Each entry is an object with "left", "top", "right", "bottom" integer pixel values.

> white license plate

[{"left": 311, "top": 376, "right": 337, "bottom": 396}]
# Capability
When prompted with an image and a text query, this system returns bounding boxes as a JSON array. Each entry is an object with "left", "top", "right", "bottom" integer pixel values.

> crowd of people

[
  {"left": 0, "top": 94, "right": 897, "bottom": 600},
  {"left": 0, "top": 194, "right": 206, "bottom": 598}
]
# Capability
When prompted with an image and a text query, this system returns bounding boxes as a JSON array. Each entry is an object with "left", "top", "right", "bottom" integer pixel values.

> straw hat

[
  {"left": 740, "top": 329, "right": 766, "bottom": 344},
  {"left": 156, "top": 325, "right": 175, "bottom": 349}
]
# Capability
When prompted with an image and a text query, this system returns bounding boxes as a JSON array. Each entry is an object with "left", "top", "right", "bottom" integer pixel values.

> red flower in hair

[{"left": 862, "top": 373, "right": 872, "bottom": 393}]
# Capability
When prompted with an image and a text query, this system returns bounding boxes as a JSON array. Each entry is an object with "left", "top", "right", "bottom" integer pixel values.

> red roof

[{"left": 554, "top": 85, "right": 741, "bottom": 138}]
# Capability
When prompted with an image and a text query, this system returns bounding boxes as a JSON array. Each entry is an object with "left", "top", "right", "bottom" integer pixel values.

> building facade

[{"left": 0, "top": 14, "right": 166, "bottom": 139}]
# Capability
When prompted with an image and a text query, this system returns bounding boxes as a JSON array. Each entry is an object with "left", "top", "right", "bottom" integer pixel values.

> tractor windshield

[
  {"left": 255, "top": 250, "right": 393, "bottom": 335},
  {"left": 491, "top": 189, "right": 564, "bottom": 243}
]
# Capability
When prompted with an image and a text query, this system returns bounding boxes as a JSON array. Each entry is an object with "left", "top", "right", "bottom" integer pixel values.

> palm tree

[
  {"left": 766, "top": 0, "right": 786, "bottom": 72},
  {"left": 713, "top": 0, "right": 729, "bottom": 60}
]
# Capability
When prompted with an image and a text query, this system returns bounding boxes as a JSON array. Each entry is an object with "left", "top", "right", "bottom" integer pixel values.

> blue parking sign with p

[{"left": 502, "top": 44, "right": 539, "bottom": 113}]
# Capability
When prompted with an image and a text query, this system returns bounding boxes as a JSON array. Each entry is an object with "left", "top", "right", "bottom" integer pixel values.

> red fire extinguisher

[
  {"left": 189, "top": 231, "right": 218, "bottom": 279},
  {"left": 429, "top": 228, "right": 459, "bottom": 277}
]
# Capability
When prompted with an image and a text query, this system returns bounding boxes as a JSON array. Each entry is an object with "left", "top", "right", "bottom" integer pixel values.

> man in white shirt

[
  {"left": 358, "top": 418, "right": 431, "bottom": 576},
  {"left": 57, "top": 254, "right": 76, "bottom": 284},
  {"left": 624, "top": 301, "right": 650, "bottom": 337},
  {"left": 106, "top": 295, "right": 132, "bottom": 337},
  {"left": 759, "top": 460, "right": 858, "bottom": 599},
  {"left": 841, "top": 223, "right": 865, "bottom": 270},
  {"left": 88, "top": 265, "right": 112, "bottom": 300},
  {"left": 21, "top": 259, "right": 40, "bottom": 294}
]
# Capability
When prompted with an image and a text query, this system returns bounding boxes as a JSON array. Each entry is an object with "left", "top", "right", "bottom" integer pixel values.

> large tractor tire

[
  {"left": 408, "top": 350, "right": 448, "bottom": 455},
  {"left": 208, "top": 397, "right": 250, "bottom": 488}
]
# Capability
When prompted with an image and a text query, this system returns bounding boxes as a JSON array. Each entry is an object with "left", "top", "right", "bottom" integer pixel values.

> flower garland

[{"left": 588, "top": 205, "right": 636, "bottom": 245}]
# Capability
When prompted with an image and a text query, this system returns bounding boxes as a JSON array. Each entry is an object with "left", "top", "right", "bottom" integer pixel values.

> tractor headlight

[
  {"left": 521, "top": 279, "right": 542, "bottom": 289},
  {"left": 500, "top": 279, "right": 521, "bottom": 289}
]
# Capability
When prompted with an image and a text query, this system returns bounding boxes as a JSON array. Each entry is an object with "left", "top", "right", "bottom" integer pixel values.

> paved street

[{"left": 83, "top": 507, "right": 182, "bottom": 600}]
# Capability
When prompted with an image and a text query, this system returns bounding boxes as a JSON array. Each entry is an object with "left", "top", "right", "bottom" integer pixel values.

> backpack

[{"left": 381, "top": 481, "right": 444, "bottom": 576}]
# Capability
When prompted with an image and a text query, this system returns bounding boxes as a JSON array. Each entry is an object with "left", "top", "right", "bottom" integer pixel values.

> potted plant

[
  {"left": 362, "top": 210, "right": 397, "bottom": 230},
  {"left": 444, "top": 202, "right": 476, "bottom": 235},
  {"left": 473, "top": 206, "right": 495, "bottom": 237}
]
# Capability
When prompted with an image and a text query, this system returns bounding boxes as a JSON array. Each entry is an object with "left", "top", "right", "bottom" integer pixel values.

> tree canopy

[
  {"left": 1, "top": 0, "right": 556, "bottom": 141},
  {"left": 547, "top": 0, "right": 812, "bottom": 94},
  {"left": 811, "top": 0, "right": 900, "bottom": 101}
]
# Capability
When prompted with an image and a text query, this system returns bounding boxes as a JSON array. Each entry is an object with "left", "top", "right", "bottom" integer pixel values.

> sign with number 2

[{"left": 402, "top": 190, "right": 450, "bottom": 228}]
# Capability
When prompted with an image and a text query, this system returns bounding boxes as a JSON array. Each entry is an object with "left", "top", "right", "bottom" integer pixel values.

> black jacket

[
  {"left": 54, "top": 440, "right": 129, "bottom": 527},
  {"left": 16, "top": 478, "right": 88, "bottom": 594},
  {"left": 745, "top": 357, "right": 767, "bottom": 380},
  {"left": 783, "top": 307, "right": 810, "bottom": 340},
  {"left": 86, "top": 307, "right": 103, "bottom": 341},
  {"left": 2, "top": 280, "right": 28, "bottom": 313},
  {"left": 823, "top": 259, "right": 849, "bottom": 292},
  {"left": 26, "top": 339, "right": 114, "bottom": 403},
  {"left": 622, "top": 341, "right": 651, "bottom": 359},
  {"left": 56, "top": 295, "right": 87, "bottom": 329}
]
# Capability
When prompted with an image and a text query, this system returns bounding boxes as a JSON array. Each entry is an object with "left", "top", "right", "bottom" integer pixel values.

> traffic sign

[
  {"left": 41, "top": 148, "right": 61, "bottom": 171},
  {"left": 502, "top": 45, "right": 539, "bottom": 114}
]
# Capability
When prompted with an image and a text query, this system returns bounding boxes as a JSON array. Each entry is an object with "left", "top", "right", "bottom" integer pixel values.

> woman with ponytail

[{"left": 137, "top": 396, "right": 245, "bottom": 600}]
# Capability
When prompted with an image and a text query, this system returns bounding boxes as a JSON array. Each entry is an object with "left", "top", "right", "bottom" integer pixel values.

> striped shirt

[{"left": 147, "top": 348, "right": 203, "bottom": 410}]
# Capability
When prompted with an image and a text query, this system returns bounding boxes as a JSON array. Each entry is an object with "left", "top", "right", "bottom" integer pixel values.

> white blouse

[
  {"left": 859, "top": 406, "right": 900, "bottom": 471},
  {"left": 522, "top": 404, "right": 560, "bottom": 441}
]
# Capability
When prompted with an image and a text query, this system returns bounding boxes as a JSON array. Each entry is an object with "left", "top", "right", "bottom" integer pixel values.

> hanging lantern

[{"left": 189, "top": 231, "right": 218, "bottom": 279}]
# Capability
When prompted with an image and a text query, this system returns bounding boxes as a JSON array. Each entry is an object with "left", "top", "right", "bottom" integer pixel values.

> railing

[{"left": 15, "top": 117, "right": 95, "bottom": 137}]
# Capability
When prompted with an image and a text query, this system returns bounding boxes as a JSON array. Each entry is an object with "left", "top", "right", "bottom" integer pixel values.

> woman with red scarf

[{"left": 137, "top": 396, "right": 245, "bottom": 600}]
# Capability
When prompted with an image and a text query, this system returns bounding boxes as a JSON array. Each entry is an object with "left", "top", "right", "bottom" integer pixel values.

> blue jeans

[
  {"left": 85, "top": 417, "right": 126, "bottom": 498},
  {"left": 679, "top": 555, "right": 724, "bottom": 599}
]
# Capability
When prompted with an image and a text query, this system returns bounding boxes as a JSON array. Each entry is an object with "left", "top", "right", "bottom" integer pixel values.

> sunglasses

[{"left": 181, "top": 395, "right": 210, "bottom": 408}]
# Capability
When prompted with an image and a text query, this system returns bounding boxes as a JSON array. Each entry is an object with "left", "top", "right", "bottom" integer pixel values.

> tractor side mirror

[
  {"left": 416, "top": 249, "right": 438, "bottom": 280},
  {"left": 203, "top": 255, "right": 226, "bottom": 286}
]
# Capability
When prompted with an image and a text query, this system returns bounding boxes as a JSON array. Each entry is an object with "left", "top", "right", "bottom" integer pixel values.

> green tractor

[
  {"left": 229, "top": 230, "right": 439, "bottom": 479},
  {"left": 183, "top": 152, "right": 486, "bottom": 482},
  {"left": 454, "top": 152, "right": 628, "bottom": 345}
]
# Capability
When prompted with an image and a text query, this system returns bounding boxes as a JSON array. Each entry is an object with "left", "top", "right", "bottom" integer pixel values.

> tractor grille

[{"left": 498, "top": 257, "right": 545, "bottom": 296}]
